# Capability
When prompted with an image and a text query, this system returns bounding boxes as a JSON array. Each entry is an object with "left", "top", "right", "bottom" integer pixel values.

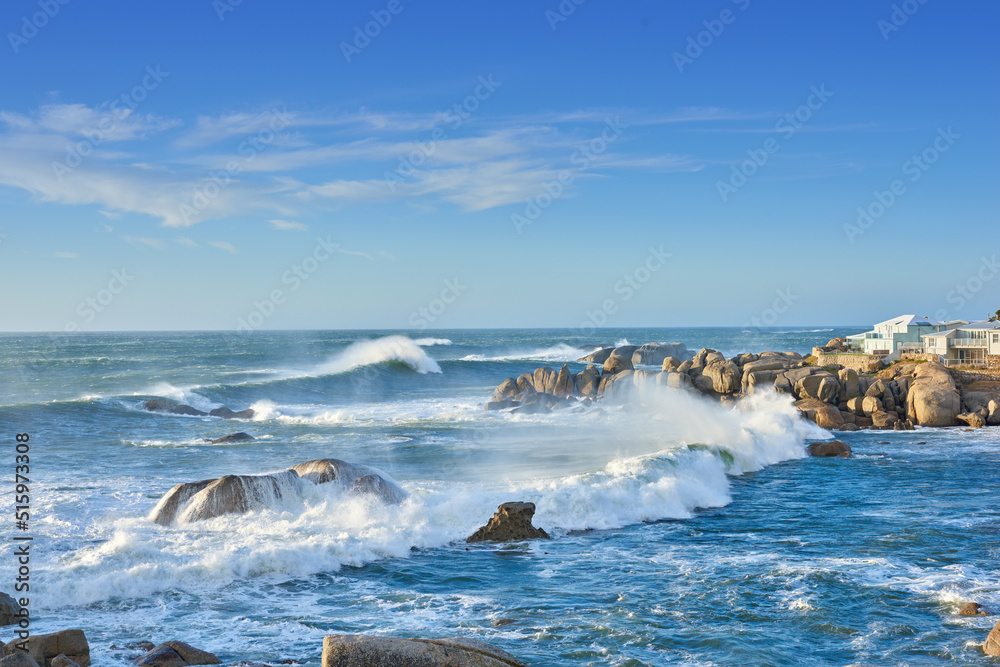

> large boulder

[
  {"left": 597, "top": 370, "right": 634, "bottom": 401},
  {"left": 577, "top": 347, "right": 614, "bottom": 364},
  {"left": 552, "top": 365, "right": 574, "bottom": 398},
  {"left": 631, "top": 343, "right": 689, "bottom": 366},
  {"left": 862, "top": 396, "right": 883, "bottom": 416},
  {"left": 741, "top": 358, "right": 791, "bottom": 375},
  {"left": 0, "top": 593, "right": 21, "bottom": 627},
  {"left": 794, "top": 398, "right": 844, "bottom": 429},
  {"left": 798, "top": 373, "right": 840, "bottom": 405},
  {"left": 906, "top": 363, "right": 961, "bottom": 427},
  {"left": 320, "top": 635, "right": 528, "bottom": 667},
  {"left": 603, "top": 352, "right": 633, "bottom": 376},
  {"left": 959, "top": 602, "right": 988, "bottom": 616},
  {"left": 289, "top": 459, "right": 407, "bottom": 503},
  {"left": 574, "top": 366, "right": 601, "bottom": 397},
  {"left": 990, "top": 400, "right": 1000, "bottom": 426},
  {"left": 742, "top": 370, "right": 778, "bottom": 394},
  {"left": 690, "top": 348, "right": 725, "bottom": 370},
  {"left": 703, "top": 359, "right": 741, "bottom": 394},
  {"left": 207, "top": 407, "right": 255, "bottom": 420},
  {"left": 2, "top": 631, "right": 89, "bottom": 667},
  {"left": 532, "top": 367, "right": 555, "bottom": 395},
  {"left": 838, "top": 368, "right": 860, "bottom": 401},
  {"left": 986, "top": 621, "right": 1000, "bottom": 656},
  {"left": 515, "top": 373, "right": 536, "bottom": 396},
  {"left": 135, "top": 641, "right": 220, "bottom": 667},
  {"left": 957, "top": 412, "right": 986, "bottom": 428},
  {"left": 491, "top": 378, "right": 519, "bottom": 403},
  {"left": 807, "top": 441, "right": 852, "bottom": 457},
  {"left": 175, "top": 471, "right": 302, "bottom": 523},
  {"left": 661, "top": 356, "right": 682, "bottom": 372},
  {"left": 846, "top": 397, "right": 866, "bottom": 417},
  {"left": 467, "top": 502, "right": 549, "bottom": 543},
  {"left": 0, "top": 655, "right": 40, "bottom": 667}
]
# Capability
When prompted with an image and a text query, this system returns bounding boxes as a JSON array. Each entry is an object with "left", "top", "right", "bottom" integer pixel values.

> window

[{"left": 994, "top": 334, "right": 999, "bottom": 343}]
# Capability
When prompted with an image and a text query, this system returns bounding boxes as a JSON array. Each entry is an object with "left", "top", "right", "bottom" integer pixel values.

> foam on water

[
  {"left": 412, "top": 337, "right": 453, "bottom": 346},
  {"left": 458, "top": 343, "right": 588, "bottom": 363}
]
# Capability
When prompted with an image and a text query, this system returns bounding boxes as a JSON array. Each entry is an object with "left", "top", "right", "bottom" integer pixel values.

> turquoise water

[{"left": 1, "top": 328, "right": 997, "bottom": 665}]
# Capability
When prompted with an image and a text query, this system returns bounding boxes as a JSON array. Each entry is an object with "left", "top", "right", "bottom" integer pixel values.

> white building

[
  {"left": 921, "top": 321, "right": 1000, "bottom": 366},
  {"left": 847, "top": 315, "right": 964, "bottom": 355}
]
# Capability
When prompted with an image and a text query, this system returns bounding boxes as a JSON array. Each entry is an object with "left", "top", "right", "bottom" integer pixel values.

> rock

[
  {"left": 862, "top": 396, "right": 883, "bottom": 416},
  {"left": 467, "top": 502, "right": 549, "bottom": 543},
  {"left": 665, "top": 371, "right": 693, "bottom": 390},
  {"left": 50, "top": 657, "right": 78, "bottom": 667},
  {"left": 290, "top": 459, "right": 407, "bottom": 503},
  {"left": 677, "top": 360, "right": 692, "bottom": 374},
  {"left": 491, "top": 378, "right": 519, "bottom": 403},
  {"left": 135, "top": 641, "right": 220, "bottom": 667},
  {"left": 553, "top": 365, "right": 574, "bottom": 398},
  {"left": 203, "top": 432, "right": 254, "bottom": 444},
  {"left": 175, "top": 471, "right": 302, "bottom": 523},
  {"left": 598, "top": 370, "right": 634, "bottom": 401},
  {"left": 989, "top": 400, "right": 1000, "bottom": 426},
  {"left": 838, "top": 410, "right": 857, "bottom": 424},
  {"left": 838, "top": 423, "right": 861, "bottom": 432},
  {"left": 957, "top": 412, "right": 986, "bottom": 428},
  {"left": 689, "top": 369, "right": 716, "bottom": 394},
  {"left": 775, "top": 367, "right": 820, "bottom": 395},
  {"left": 484, "top": 400, "right": 520, "bottom": 411},
  {"left": 578, "top": 347, "right": 614, "bottom": 364},
  {"left": 2, "top": 630, "right": 89, "bottom": 667},
  {"left": 742, "top": 359, "right": 790, "bottom": 374},
  {"left": 742, "top": 369, "right": 778, "bottom": 394},
  {"left": 846, "top": 397, "right": 866, "bottom": 416},
  {"left": 871, "top": 411, "right": 898, "bottom": 429},
  {"left": 906, "top": 362, "right": 961, "bottom": 427},
  {"left": 807, "top": 440, "right": 852, "bottom": 457},
  {"left": 661, "top": 356, "right": 682, "bottom": 372},
  {"left": 986, "top": 621, "right": 1000, "bottom": 656},
  {"left": 603, "top": 353, "right": 633, "bottom": 376},
  {"left": 574, "top": 366, "right": 601, "bottom": 397},
  {"left": 794, "top": 399, "right": 844, "bottom": 429},
  {"left": 533, "top": 367, "right": 556, "bottom": 394},
  {"left": 0, "top": 592, "right": 21, "bottom": 627},
  {"left": 798, "top": 373, "right": 840, "bottom": 405},
  {"left": 0, "top": 655, "right": 40, "bottom": 667},
  {"left": 632, "top": 369, "right": 658, "bottom": 392},
  {"left": 515, "top": 373, "right": 536, "bottom": 396},
  {"left": 855, "top": 416, "right": 873, "bottom": 428},
  {"left": 632, "top": 343, "right": 689, "bottom": 366},
  {"left": 959, "top": 602, "right": 988, "bottom": 616},
  {"left": 320, "top": 635, "right": 528, "bottom": 667},
  {"left": 703, "top": 359, "right": 741, "bottom": 394},
  {"left": 839, "top": 369, "right": 860, "bottom": 401},
  {"left": 208, "top": 407, "right": 255, "bottom": 420},
  {"left": 690, "top": 348, "right": 725, "bottom": 369},
  {"left": 149, "top": 479, "right": 216, "bottom": 526}
]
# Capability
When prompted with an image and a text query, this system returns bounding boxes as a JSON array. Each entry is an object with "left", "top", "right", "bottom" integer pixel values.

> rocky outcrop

[
  {"left": 959, "top": 602, "right": 988, "bottom": 616},
  {"left": 320, "top": 635, "right": 528, "bottom": 667},
  {"left": 577, "top": 347, "right": 614, "bottom": 364},
  {"left": 2, "top": 630, "right": 89, "bottom": 667},
  {"left": 631, "top": 342, "right": 691, "bottom": 366},
  {"left": 1, "top": 655, "right": 40, "bottom": 667},
  {"left": 467, "top": 502, "right": 549, "bottom": 543},
  {"left": 143, "top": 400, "right": 254, "bottom": 420},
  {"left": 0, "top": 593, "right": 21, "bottom": 627},
  {"left": 906, "top": 363, "right": 961, "bottom": 427},
  {"left": 986, "top": 621, "right": 1000, "bottom": 656},
  {"left": 151, "top": 459, "right": 406, "bottom": 525},
  {"left": 807, "top": 441, "right": 852, "bottom": 457},
  {"left": 553, "top": 365, "right": 574, "bottom": 398},
  {"left": 957, "top": 412, "right": 986, "bottom": 428},
  {"left": 135, "top": 641, "right": 220, "bottom": 667},
  {"left": 602, "top": 348, "right": 635, "bottom": 375},
  {"left": 203, "top": 432, "right": 254, "bottom": 444}
]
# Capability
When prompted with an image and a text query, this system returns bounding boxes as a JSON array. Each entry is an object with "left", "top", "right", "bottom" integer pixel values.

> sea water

[{"left": 0, "top": 328, "right": 997, "bottom": 665}]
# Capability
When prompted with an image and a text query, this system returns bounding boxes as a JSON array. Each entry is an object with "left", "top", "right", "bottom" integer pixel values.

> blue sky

[{"left": 0, "top": 0, "right": 997, "bottom": 332}]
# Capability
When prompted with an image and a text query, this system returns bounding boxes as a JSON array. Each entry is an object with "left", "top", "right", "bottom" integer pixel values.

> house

[
  {"left": 846, "top": 315, "right": 965, "bottom": 355},
  {"left": 921, "top": 320, "right": 1000, "bottom": 366}
]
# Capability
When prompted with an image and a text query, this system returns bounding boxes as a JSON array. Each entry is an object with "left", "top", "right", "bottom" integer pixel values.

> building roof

[
  {"left": 920, "top": 320, "right": 1000, "bottom": 338},
  {"left": 875, "top": 314, "right": 949, "bottom": 327}
]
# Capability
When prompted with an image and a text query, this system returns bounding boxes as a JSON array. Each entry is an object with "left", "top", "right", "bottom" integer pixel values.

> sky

[{"left": 0, "top": 0, "right": 997, "bottom": 332}]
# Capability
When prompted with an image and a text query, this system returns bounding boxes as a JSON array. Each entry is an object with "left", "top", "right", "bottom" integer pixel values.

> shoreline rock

[
  {"left": 467, "top": 502, "right": 549, "bottom": 543},
  {"left": 320, "top": 635, "right": 528, "bottom": 667}
]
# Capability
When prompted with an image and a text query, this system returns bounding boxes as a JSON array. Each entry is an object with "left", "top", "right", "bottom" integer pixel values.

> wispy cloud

[
  {"left": 207, "top": 240, "right": 237, "bottom": 253},
  {"left": 122, "top": 235, "right": 165, "bottom": 250},
  {"left": 268, "top": 219, "right": 307, "bottom": 231}
]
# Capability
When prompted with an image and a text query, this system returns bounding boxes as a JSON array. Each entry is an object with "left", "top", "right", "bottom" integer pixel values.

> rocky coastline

[{"left": 485, "top": 340, "right": 1000, "bottom": 431}]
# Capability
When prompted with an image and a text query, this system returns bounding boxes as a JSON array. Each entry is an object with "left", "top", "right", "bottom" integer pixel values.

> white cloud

[
  {"left": 174, "top": 236, "right": 200, "bottom": 247},
  {"left": 207, "top": 240, "right": 237, "bottom": 253},
  {"left": 268, "top": 219, "right": 307, "bottom": 231},
  {"left": 0, "top": 103, "right": 179, "bottom": 141},
  {"left": 122, "top": 235, "right": 165, "bottom": 250}
]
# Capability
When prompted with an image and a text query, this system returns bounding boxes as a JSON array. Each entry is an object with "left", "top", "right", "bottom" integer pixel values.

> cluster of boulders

[
  {"left": 1, "top": 630, "right": 89, "bottom": 667},
  {"left": 486, "top": 342, "right": 995, "bottom": 431},
  {"left": 143, "top": 399, "right": 254, "bottom": 420},
  {"left": 321, "top": 635, "right": 527, "bottom": 667},
  {"left": 151, "top": 458, "right": 407, "bottom": 526}
]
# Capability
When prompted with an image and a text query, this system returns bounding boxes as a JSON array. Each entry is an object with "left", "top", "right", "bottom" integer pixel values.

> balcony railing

[{"left": 950, "top": 338, "right": 988, "bottom": 348}]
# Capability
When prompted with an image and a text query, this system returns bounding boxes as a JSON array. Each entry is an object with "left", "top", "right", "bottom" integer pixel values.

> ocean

[{"left": 1, "top": 328, "right": 997, "bottom": 666}]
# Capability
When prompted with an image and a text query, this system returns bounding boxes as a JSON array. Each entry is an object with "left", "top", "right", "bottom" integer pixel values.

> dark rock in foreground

[
  {"left": 2, "top": 630, "right": 90, "bottom": 667},
  {"left": 320, "top": 635, "right": 528, "bottom": 667},
  {"left": 806, "top": 441, "right": 852, "bottom": 458},
  {"left": 986, "top": 621, "right": 1000, "bottom": 656},
  {"left": 0, "top": 592, "right": 22, "bottom": 627},
  {"left": 467, "top": 501, "right": 549, "bottom": 543}
]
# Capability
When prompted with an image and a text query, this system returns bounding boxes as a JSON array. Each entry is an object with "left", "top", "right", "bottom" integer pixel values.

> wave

[
  {"left": 412, "top": 337, "right": 453, "bottom": 346},
  {"left": 458, "top": 343, "right": 589, "bottom": 364},
  {"left": 38, "top": 388, "right": 824, "bottom": 607}
]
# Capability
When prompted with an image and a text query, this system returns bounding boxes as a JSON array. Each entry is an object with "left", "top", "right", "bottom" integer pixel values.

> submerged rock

[
  {"left": 143, "top": 400, "right": 254, "bottom": 420},
  {"left": 959, "top": 602, "right": 988, "bottom": 616},
  {"left": 135, "top": 641, "right": 220, "bottom": 667},
  {"left": 467, "top": 501, "right": 550, "bottom": 543},
  {"left": 807, "top": 441, "right": 852, "bottom": 458},
  {"left": 320, "top": 635, "right": 528, "bottom": 667},
  {"left": 203, "top": 432, "right": 254, "bottom": 444},
  {"left": 208, "top": 407, "right": 255, "bottom": 420},
  {"left": 2, "top": 630, "right": 90, "bottom": 667}
]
